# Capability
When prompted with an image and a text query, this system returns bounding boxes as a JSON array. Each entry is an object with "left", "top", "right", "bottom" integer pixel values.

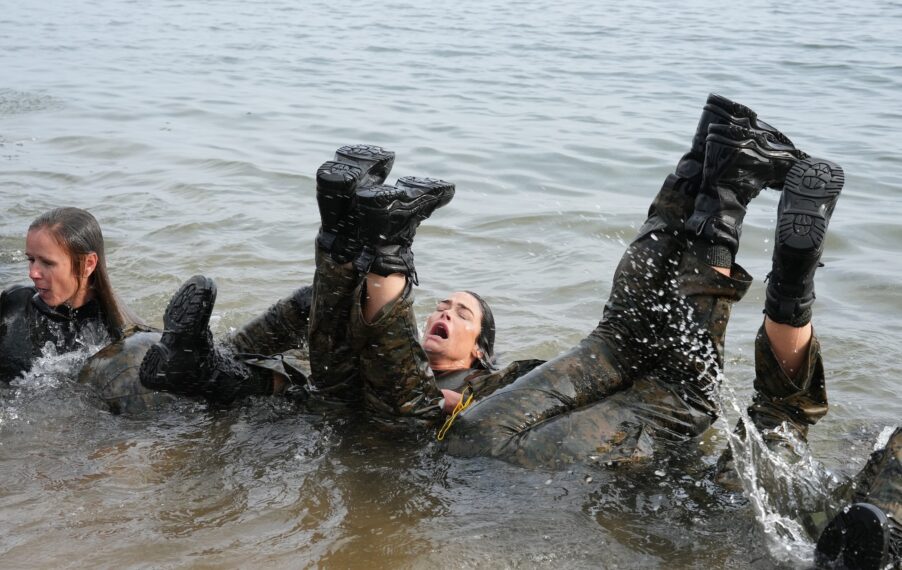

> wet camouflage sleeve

[
  {"left": 443, "top": 173, "right": 753, "bottom": 467},
  {"left": 348, "top": 281, "right": 443, "bottom": 419},
  {"left": 848, "top": 427, "right": 901, "bottom": 522}
]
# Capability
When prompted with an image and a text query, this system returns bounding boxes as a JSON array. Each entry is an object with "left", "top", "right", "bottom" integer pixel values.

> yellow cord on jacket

[{"left": 436, "top": 387, "right": 474, "bottom": 441}]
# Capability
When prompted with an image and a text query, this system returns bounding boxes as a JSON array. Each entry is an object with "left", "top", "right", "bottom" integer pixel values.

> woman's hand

[{"left": 440, "top": 389, "right": 463, "bottom": 414}]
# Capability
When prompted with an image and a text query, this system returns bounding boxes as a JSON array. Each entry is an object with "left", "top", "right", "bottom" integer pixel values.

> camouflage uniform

[
  {"left": 306, "top": 249, "right": 365, "bottom": 402},
  {"left": 739, "top": 321, "right": 899, "bottom": 542},
  {"left": 848, "top": 427, "right": 902, "bottom": 523},
  {"left": 746, "top": 324, "right": 828, "bottom": 444},
  {"left": 226, "top": 285, "right": 312, "bottom": 389},
  {"left": 305, "top": 169, "right": 796, "bottom": 462},
  {"left": 76, "top": 287, "right": 314, "bottom": 414},
  {"left": 441, "top": 175, "right": 759, "bottom": 466},
  {"left": 77, "top": 328, "right": 177, "bottom": 414}
]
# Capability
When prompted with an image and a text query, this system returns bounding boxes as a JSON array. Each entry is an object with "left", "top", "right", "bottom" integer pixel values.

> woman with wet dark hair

[
  {"left": 0, "top": 207, "right": 182, "bottom": 413},
  {"left": 0, "top": 207, "right": 141, "bottom": 383}
]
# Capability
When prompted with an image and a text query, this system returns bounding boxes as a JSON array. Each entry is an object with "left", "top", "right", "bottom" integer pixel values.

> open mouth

[{"left": 429, "top": 322, "right": 449, "bottom": 339}]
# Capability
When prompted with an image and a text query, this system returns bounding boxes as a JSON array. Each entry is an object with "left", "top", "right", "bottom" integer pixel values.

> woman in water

[
  {"left": 0, "top": 207, "right": 183, "bottom": 413},
  {"left": 1, "top": 207, "right": 139, "bottom": 382},
  {"left": 137, "top": 144, "right": 520, "bottom": 414}
]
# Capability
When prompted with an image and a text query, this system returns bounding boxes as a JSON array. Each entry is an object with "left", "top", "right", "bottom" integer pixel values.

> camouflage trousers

[
  {"left": 77, "top": 329, "right": 178, "bottom": 415},
  {"left": 847, "top": 427, "right": 902, "bottom": 523},
  {"left": 744, "top": 327, "right": 899, "bottom": 534},
  {"left": 746, "top": 322, "right": 828, "bottom": 443},
  {"left": 76, "top": 287, "right": 314, "bottom": 415},
  {"left": 306, "top": 247, "right": 448, "bottom": 419},
  {"left": 442, "top": 173, "right": 756, "bottom": 467}
]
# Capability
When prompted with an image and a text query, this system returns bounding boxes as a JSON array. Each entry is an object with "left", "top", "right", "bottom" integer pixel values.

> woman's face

[
  {"left": 422, "top": 291, "right": 483, "bottom": 371},
  {"left": 25, "top": 228, "right": 95, "bottom": 308}
]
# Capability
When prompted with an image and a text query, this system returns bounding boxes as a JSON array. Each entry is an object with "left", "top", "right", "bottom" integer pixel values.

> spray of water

[
  {"left": 1, "top": 334, "right": 111, "bottom": 428},
  {"left": 652, "top": 255, "right": 839, "bottom": 566}
]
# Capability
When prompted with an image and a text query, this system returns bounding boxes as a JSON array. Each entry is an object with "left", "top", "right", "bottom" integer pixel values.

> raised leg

[
  {"left": 307, "top": 145, "right": 395, "bottom": 402},
  {"left": 347, "top": 175, "right": 456, "bottom": 418}
]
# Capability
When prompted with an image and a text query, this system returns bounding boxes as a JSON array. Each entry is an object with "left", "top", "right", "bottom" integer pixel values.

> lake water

[{"left": 2, "top": 0, "right": 900, "bottom": 567}]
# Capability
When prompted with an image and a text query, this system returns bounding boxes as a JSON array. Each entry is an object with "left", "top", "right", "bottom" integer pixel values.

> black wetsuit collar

[{"left": 30, "top": 292, "right": 102, "bottom": 323}]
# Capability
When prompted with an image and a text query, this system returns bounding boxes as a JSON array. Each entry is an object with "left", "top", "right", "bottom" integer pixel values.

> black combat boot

[
  {"left": 765, "top": 157, "right": 844, "bottom": 326},
  {"left": 815, "top": 503, "right": 900, "bottom": 570},
  {"left": 352, "top": 176, "right": 455, "bottom": 284},
  {"left": 816, "top": 428, "right": 901, "bottom": 569},
  {"left": 139, "top": 275, "right": 275, "bottom": 404},
  {"left": 643, "top": 95, "right": 801, "bottom": 238},
  {"left": 685, "top": 124, "right": 805, "bottom": 267},
  {"left": 672, "top": 93, "right": 798, "bottom": 185},
  {"left": 316, "top": 144, "right": 396, "bottom": 264}
]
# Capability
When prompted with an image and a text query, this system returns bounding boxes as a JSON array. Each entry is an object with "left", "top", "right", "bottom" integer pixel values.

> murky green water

[{"left": 2, "top": 0, "right": 900, "bottom": 566}]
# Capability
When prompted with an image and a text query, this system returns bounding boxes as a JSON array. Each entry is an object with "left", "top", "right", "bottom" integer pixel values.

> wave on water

[{"left": 0, "top": 88, "right": 63, "bottom": 116}]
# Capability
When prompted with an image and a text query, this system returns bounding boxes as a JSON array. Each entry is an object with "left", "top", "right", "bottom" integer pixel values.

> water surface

[{"left": 2, "top": 0, "right": 901, "bottom": 567}]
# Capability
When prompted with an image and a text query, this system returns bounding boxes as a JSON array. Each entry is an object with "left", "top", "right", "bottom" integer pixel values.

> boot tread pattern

[
  {"left": 162, "top": 276, "right": 217, "bottom": 338},
  {"left": 336, "top": 144, "right": 394, "bottom": 162},
  {"left": 138, "top": 344, "right": 169, "bottom": 388},
  {"left": 335, "top": 144, "right": 395, "bottom": 185},
  {"left": 778, "top": 158, "right": 844, "bottom": 252},
  {"left": 316, "top": 161, "right": 364, "bottom": 192}
]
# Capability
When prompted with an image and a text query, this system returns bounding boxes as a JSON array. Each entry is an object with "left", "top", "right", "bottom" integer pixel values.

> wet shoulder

[
  {"left": 1, "top": 284, "right": 37, "bottom": 310},
  {"left": 78, "top": 330, "right": 177, "bottom": 415},
  {"left": 442, "top": 359, "right": 546, "bottom": 398}
]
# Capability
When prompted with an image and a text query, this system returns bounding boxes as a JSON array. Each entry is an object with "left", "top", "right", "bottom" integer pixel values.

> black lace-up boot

[
  {"left": 672, "top": 93, "right": 799, "bottom": 186},
  {"left": 139, "top": 275, "right": 275, "bottom": 404},
  {"left": 817, "top": 427, "right": 901, "bottom": 569},
  {"left": 685, "top": 124, "right": 805, "bottom": 267},
  {"left": 816, "top": 504, "right": 900, "bottom": 570},
  {"left": 316, "top": 144, "right": 395, "bottom": 264},
  {"left": 643, "top": 95, "right": 801, "bottom": 238},
  {"left": 352, "top": 176, "right": 455, "bottom": 284},
  {"left": 765, "top": 158, "right": 844, "bottom": 326}
]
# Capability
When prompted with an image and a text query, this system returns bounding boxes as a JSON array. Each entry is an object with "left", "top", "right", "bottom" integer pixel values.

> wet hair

[
  {"left": 464, "top": 290, "right": 497, "bottom": 370},
  {"left": 29, "top": 207, "right": 140, "bottom": 337}
]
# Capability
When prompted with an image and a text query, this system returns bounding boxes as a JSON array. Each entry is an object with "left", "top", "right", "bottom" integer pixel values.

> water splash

[
  {"left": 1, "top": 336, "right": 110, "bottom": 428},
  {"left": 653, "top": 263, "right": 837, "bottom": 566},
  {"left": 714, "top": 374, "right": 842, "bottom": 566}
]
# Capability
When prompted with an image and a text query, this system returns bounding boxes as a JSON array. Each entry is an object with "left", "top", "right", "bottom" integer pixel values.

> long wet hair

[
  {"left": 29, "top": 207, "right": 140, "bottom": 337},
  {"left": 464, "top": 290, "right": 497, "bottom": 370}
]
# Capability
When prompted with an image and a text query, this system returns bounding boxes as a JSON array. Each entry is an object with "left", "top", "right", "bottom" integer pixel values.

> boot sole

[
  {"left": 316, "top": 161, "right": 364, "bottom": 195},
  {"left": 161, "top": 275, "right": 217, "bottom": 343},
  {"left": 138, "top": 343, "right": 171, "bottom": 390},
  {"left": 815, "top": 503, "right": 890, "bottom": 570},
  {"left": 777, "top": 158, "right": 844, "bottom": 252},
  {"left": 355, "top": 177, "right": 455, "bottom": 220},
  {"left": 334, "top": 144, "right": 395, "bottom": 186}
]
